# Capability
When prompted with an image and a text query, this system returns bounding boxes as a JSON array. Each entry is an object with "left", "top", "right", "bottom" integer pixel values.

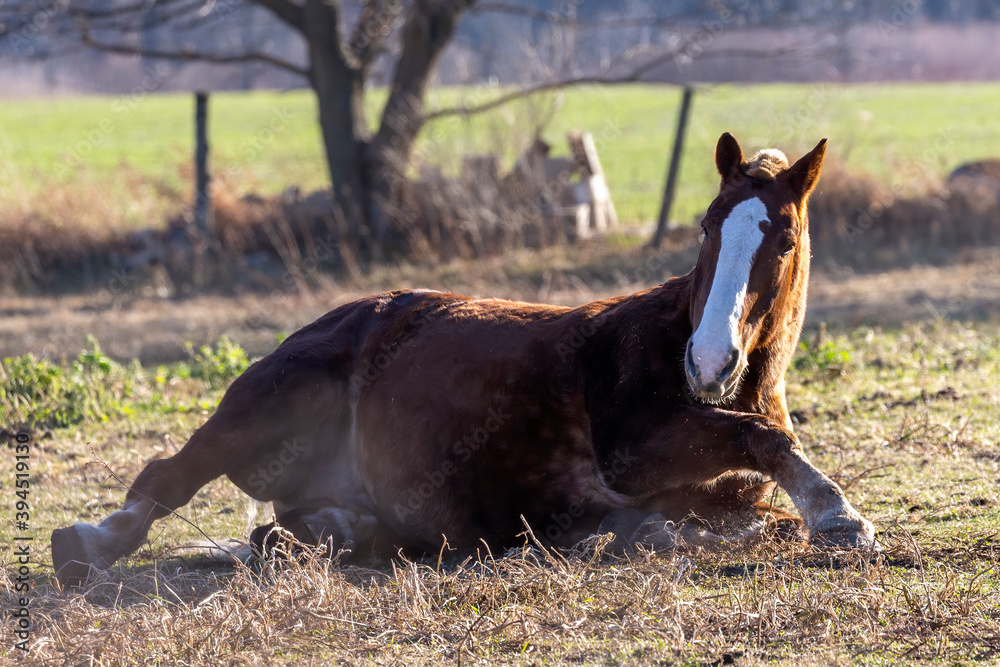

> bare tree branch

[
  {"left": 80, "top": 28, "right": 310, "bottom": 77},
  {"left": 425, "top": 75, "right": 672, "bottom": 122},
  {"left": 471, "top": 2, "right": 699, "bottom": 30},
  {"left": 69, "top": 0, "right": 198, "bottom": 21},
  {"left": 1, "top": 1, "right": 230, "bottom": 44},
  {"left": 423, "top": 36, "right": 827, "bottom": 122},
  {"left": 471, "top": 1, "right": 840, "bottom": 32},
  {"left": 77, "top": 0, "right": 211, "bottom": 34}
]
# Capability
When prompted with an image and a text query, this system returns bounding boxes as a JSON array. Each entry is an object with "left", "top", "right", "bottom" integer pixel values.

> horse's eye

[
  {"left": 779, "top": 245, "right": 795, "bottom": 257},
  {"left": 701, "top": 226, "right": 709, "bottom": 239}
]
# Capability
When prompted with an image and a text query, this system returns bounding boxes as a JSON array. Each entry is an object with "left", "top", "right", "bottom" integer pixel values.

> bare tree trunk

[
  {"left": 364, "top": 0, "right": 475, "bottom": 242},
  {"left": 304, "top": 0, "right": 369, "bottom": 241},
  {"left": 302, "top": 0, "right": 474, "bottom": 253}
]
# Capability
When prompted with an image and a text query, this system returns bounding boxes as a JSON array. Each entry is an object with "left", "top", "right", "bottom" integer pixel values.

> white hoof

[{"left": 51, "top": 522, "right": 120, "bottom": 586}]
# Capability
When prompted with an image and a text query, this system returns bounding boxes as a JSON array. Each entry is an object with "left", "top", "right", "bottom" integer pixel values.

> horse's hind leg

[{"left": 51, "top": 421, "right": 229, "bottom": 586}]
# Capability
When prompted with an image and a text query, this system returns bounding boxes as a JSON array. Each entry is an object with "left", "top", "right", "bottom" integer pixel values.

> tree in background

[{"left": 0, "top": 0, "right": 838, "bottom": 251}]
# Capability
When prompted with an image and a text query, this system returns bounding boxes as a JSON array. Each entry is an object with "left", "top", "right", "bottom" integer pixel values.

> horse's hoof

[
  {"left": 633, "top": 515, "right": 681, "bottom": 552},
  {"left": 51, "top": 526, "right": 98, "bottom": 587},
  {"left": 598, "top": 508, "right": 678, "bottom": 555},
  {"left": 810, "top": 516, "right": 880, "bottom": 552}
]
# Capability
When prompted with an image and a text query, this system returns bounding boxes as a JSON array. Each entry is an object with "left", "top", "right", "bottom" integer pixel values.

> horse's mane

[{"left": 744, "top": 149, "right": 788, "bottom": 180}]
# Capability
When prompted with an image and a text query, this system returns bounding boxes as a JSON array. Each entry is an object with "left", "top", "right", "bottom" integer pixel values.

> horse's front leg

[{"left": 617, "top": 406, "right": 876, "bottom": 549}]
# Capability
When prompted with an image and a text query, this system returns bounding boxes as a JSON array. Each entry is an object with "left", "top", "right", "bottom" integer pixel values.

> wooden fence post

[
  {"left": 194, "top": 91, "right": 211, "bottom": 235},
  {"left": 650, "top": 86, "right": 694, "bottom": 248}
]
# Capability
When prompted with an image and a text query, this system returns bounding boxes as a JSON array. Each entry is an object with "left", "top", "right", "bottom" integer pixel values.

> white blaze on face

[{"left": 689, "top": 197, "right": 769, "bottom": 383}]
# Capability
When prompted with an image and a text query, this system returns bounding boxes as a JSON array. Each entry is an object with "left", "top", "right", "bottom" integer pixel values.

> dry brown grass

[
  {"left": 809, "top": 164, "right": 1000, "bottom": 272},
  {"left": 3, "top": 307, "right": 1000, "bottom": 665},
  {"left": 5, "top": 526, "right": 999, "bottom": 664},
  {"left": 0, "top": 165, "right": 187, "bottom": 294}
]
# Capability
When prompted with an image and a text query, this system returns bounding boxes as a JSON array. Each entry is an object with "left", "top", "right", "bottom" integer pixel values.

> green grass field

[{"left": 2, "top": 82, "right": 999, "bottom": 227}]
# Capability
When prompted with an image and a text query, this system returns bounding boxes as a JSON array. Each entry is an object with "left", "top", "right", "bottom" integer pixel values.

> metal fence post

[
  {"left": 651, "top": 86, "right": 694, "bottom": 248},
  {"left": 194, "top": 91, "right": 211, "bottom": 235}
]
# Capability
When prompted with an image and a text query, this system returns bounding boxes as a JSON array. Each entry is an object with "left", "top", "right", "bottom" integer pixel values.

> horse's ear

[
  {"left": 786, "top": 138, "right": 827, "bottom": 200},
  {"left": 715, "top": 132, "right": 744, "bottom": 183}
]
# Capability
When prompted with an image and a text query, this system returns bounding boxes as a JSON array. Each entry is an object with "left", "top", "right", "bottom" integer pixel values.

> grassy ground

[
  {"left": 2, "top": 81, "right": 1000, "bottom": 663},
  {"left": 2, "top": 269, "right": 999, "bottom": 664},
  {"left": 2, "top": 82, "right": 999, "bottom": 229}
]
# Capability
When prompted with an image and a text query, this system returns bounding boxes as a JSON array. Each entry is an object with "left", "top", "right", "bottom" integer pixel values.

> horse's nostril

[
  {"left": 718, "top": 348, "right": 740, "bottom": 381},
  {"left": 685, "top": 343, "right": 699, "bottom": 380}
]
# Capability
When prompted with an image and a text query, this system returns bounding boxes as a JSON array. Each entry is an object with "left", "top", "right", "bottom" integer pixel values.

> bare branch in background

[
  {"left": 69, "top": 0, "right": 204, "bottom": 23},
  {"left": 80, "top": 26, "right": 310, "bottom": 77},
  {"left": 424, "top": 31, "right": 830, "bottom": 122},
  {"left": 471, "top": 2, "right": 699, "bottom": 31}
]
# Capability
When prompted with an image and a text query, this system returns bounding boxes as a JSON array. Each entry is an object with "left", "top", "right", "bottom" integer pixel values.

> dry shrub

[
  {"left": 115, "top": 161, "right": 578, "bottom": 295},
  {"left": 809, "top": 164, "right": 1000, "bottom": 271},
  {"left": 3, "top": 158, "right": 1000, "bottom": 295},
  {"left": 394, "top": 164, "right": 571, "bottom": 264},
  {"left": 0, "top": 166, "right": 182, "bottom": 293}
]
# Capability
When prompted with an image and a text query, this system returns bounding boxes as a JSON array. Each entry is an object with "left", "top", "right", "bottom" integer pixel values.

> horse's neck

[
  {"left": 585, "top": 274, "right": 694, "bottom": 362},
  {"left": 637, "top": 274, "right": 696, "bottom": 334},
  {"left": 739, "top": 250, "right": 811, "bottom": 425}
]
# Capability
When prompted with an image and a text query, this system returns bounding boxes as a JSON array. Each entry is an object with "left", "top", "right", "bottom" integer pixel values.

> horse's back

[{"left": 215, "top": 290, "right": 452, "bottom": 504}]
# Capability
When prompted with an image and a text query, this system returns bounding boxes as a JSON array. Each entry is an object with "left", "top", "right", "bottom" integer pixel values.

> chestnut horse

[{"left": 52, "top": 133, "right": 876, "bottom": 585}]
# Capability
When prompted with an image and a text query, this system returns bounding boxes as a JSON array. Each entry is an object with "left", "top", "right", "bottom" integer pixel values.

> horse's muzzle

[{"left": 685, "top": 340, "right": 741, "bottom": 400}]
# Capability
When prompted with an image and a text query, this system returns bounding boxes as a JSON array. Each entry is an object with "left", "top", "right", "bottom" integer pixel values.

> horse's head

[{"left": 686, "top": 133, "right": 826, "bottom": 402}]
